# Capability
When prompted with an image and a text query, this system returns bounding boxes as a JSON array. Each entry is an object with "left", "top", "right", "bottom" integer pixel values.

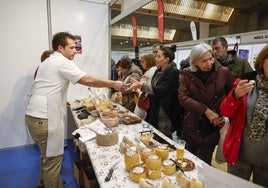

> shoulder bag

[
  {"left": 215, "top": 117, "right": 230, "bottom": 163},
  {"left": 137, "top": 92, "right": 150, "bottom": 111}
]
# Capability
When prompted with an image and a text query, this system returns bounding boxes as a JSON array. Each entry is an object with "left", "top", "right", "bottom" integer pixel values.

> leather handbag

[{"left": 137, "top": 92, "right": 150, "bottom": 111}]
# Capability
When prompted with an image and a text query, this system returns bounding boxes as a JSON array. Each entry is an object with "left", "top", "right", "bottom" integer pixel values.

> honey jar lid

[
  {"left": 148, "top": 154, "right": 160, "bottom": 161},
  {"left": 125, "top": 150, "right": 137, "bottom": 157},
  {"left": 157, "top": 144, "right": 168, "bottom": 150},
  {"left": 162, "top": 159, "right": 174, "bottom": 166},
  {"left": 142, "top": 148, "right": 154, "bottom": 153},
  {"left": 132, "top": 166, "right": 144, "bottom": 174}
]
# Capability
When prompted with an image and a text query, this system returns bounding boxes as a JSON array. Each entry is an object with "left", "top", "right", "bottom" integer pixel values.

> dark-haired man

[
  {"left": 210, "top": 37, "right": 253, "bottom": 78},
  {"left": 25, "top": 32, "right": 123, "bottom": 188},
  {"left": 152, "top": 43, "right": 163, "bottom": 56}
]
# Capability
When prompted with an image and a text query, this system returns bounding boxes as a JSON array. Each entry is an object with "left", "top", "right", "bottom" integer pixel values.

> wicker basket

[{"left": 100, "top": 111, "right": 120, "bottom": 127}]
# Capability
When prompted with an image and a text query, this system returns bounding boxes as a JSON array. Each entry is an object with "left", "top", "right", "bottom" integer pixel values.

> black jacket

[{"left": 149, "top": 62, "right": 182, "bottom": 136}]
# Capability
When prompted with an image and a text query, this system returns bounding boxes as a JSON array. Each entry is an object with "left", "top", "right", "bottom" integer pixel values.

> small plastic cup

[{"left": 175, "top": 140, "right": 186, "bottom": 162}]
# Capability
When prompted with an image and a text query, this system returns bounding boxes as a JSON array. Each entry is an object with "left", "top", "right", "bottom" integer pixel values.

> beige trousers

[{"left": 25, "top": 115, "right": 63, "bottom": 188}]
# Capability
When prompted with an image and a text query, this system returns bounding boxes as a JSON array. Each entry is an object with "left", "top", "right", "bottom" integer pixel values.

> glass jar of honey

[
  {"left": 155, "top": 144, "right": 169, "bottom": 160},
  {"left": 130, "top": 166, "right": 146, "bottom": 183},
  {"left": 146, "top": 167, "right": 162, "bottom": 180},
  {"left": 140, "top": 148, "right": 155, "bottom": 162},
  {"left": 124, "top": 150, "right": 140, "bottom": 172},
  {"left": 162, "top": 159, "right": 176, "bottom": 175},
  {"left": 145, "top": 154, "right": 161, "bottom": 170}
]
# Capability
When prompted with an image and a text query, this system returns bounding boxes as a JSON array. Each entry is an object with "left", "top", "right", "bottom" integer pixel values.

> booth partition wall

[{"left": 0, "top": 0, "right": 109, "bottom": 149}]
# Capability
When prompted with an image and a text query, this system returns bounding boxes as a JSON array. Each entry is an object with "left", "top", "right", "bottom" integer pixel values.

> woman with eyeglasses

[{"left": 178, "top": 43, "right": 234, "bottom": 165}]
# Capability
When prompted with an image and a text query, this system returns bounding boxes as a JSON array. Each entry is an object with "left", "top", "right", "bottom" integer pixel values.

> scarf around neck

[{"left": 248, "top": 74, "right": 268, "bottom": 141}]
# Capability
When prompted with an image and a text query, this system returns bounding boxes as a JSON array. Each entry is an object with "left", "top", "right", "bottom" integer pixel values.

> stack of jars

[
  {"left": 124, "top": 144, "right": 177, "bottom": 183},
  {"left": 124, "top": 150, "right": 145, "bottom": 183},
  {"left": 155, "top": 144, "right": 176, "bottom": 176}
]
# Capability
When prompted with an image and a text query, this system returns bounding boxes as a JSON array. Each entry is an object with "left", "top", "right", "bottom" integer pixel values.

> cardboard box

[
  {"left": 74, "top": 160, "right": 91, "bottom": 187},
  {"left": 73, "top": 138, "right": 80, "bottom": 152},
  {"left": 83, "top": 166, "right": 98, "bottom": 188},
  {"left": 80, "top": 151, "right": 90, "bottom": 161}
]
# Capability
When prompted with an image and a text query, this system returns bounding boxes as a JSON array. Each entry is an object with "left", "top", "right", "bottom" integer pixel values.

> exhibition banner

[
  {"left": 190, "top": 21, "right": 197, "bottom": 40},
  {"left": 157, "top": 0, "right": 164, "bottom": 43},
  {"left": 132, "top": 16, "right": 137, "bottom": 47}
]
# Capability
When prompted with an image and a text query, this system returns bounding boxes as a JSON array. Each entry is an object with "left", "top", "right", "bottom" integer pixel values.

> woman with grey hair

[
  {"left": 178, "top": 43, "right": 234, "bottom": 165},
  {"left": 189, "top": 43, "right": 212, "bottom": 71}
]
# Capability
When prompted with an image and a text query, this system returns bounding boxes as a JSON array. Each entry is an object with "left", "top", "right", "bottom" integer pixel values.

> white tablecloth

[
  {"left": 85, "top": 123, "right": 204, "bottom": 188},
  {"left": 70, "top": 103, "right": 263, "bottom": 188}
]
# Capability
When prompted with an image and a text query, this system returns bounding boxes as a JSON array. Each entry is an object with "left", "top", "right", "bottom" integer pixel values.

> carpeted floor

[{"left": 0, "top": 139, "right": 80, "bottom": 188}]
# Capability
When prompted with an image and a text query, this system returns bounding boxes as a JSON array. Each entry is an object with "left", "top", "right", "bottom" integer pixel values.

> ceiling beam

[
  {"left": 112, "top": 4, "right": 228, "bottom": 26},
  {"left": 110, "top": 0, "right": 153, "bottom": 25}
]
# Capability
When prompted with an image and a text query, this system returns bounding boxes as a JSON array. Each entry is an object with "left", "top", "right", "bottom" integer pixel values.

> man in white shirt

[{"left": 25, "top": 32, "right": 123, "bottom": 188}]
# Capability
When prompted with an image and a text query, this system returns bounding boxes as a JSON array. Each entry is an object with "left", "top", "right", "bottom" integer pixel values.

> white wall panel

[
  {"left": 0, "top": 0, "right": 49, "bottom": 149},
  {"left": 0, "top": 0, "right": 109, "bottom": 149},
  {"left": 251, "top": 43, "right": 266, "bottom": 68},
  {"left": 50, "top": 0, "right": 109, "bottom": 102}
]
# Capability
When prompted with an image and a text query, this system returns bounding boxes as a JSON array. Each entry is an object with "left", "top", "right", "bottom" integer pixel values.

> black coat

[{"left": 148, "top": 62, "right": 182, "bottom": 136}]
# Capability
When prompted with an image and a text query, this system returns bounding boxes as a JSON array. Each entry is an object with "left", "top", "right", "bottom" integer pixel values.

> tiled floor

[{"left": 0, "top": 139, "right": 80, "bottom": 188}]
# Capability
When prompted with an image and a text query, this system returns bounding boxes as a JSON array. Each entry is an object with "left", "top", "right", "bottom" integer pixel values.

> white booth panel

[
  {"left": 0, "top": 0, "right": 49, "bottom": 149},
  {"left": 50, "top": 0, "right": 109, "bottom": 102}
]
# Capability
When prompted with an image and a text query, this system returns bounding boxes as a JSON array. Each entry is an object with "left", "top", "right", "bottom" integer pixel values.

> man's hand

[
  {"left": 125, "top": 77, "right": 143, "bottom": 92},
  {"left": 112, "top": 80, "right": 124, "bottom": 91}
]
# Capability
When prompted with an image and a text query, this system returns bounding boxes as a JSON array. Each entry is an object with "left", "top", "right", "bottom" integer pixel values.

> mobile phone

[{"left": 239, "top": 72, "right": 257, "bottom": 81}]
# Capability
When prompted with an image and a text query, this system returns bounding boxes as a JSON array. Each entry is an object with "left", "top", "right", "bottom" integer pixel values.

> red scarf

[{"left": 220, "top": 79, "right": 246, "bottom": 165}]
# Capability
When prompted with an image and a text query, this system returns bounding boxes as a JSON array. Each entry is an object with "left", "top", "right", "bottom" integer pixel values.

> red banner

[
  {"left": 157, "top": 0, "right": 164, "bottom": 43},
  {"left": 132, "top": 16, "right": 137, "bottom": 47}
]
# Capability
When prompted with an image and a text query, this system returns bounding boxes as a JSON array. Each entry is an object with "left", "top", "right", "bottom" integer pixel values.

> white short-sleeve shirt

[{"left": 25, "top": 52, "right": 86, "bottom": 118}]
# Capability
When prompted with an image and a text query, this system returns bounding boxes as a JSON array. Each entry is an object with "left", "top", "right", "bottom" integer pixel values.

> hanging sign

[
  {"left": 157, "top": 0, "right": 164, "bottom": 43},
  {"left": 132, "top": 16, "right": 137, "bottom": 47},
  {"left": 190, "top": 21, "right": 197, "bottom": 40},
  {"left": 240, "top": 34, "right": 268, "bottom": 43}
]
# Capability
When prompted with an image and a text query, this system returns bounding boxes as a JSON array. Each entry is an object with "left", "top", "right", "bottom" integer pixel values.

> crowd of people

[
  {"left": 114, "top": 40, "right": 267, "bottom": 187},
  {"left": 26, "top": 32, "right": 267, "bottom": 188}
]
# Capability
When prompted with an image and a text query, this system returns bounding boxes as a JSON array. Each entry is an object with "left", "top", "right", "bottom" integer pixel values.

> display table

[
  {"left": 86, "top": 124, "right": 204, "bottom": 187},
  {"left": 69, "top": 103, "right": 263, "bottom": 188}
]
